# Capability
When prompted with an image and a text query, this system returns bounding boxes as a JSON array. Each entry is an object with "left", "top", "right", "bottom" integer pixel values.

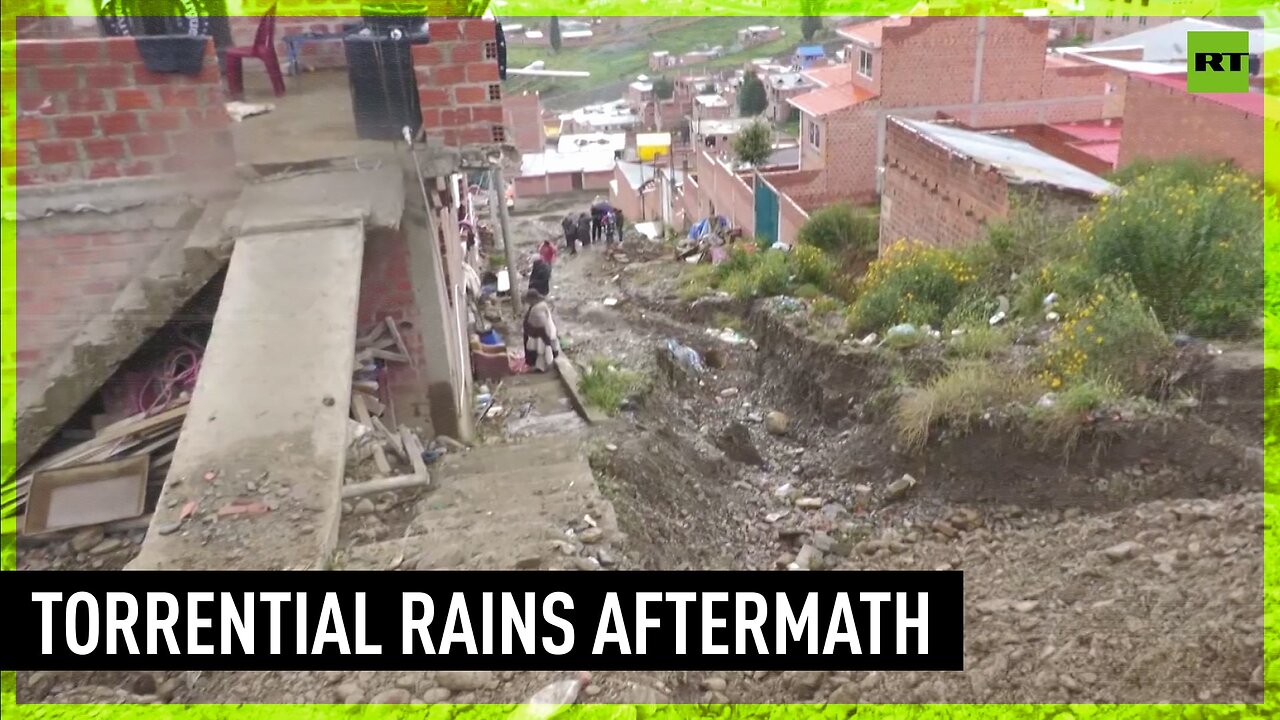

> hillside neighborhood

[{"left": 4, "top": 4, "right": 1273, "bottom": 710}]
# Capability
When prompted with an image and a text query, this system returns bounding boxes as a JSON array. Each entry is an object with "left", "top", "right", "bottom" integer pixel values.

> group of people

[
  {"left": 560, "top": 203, "right": 624, "bottom": 256},
  {"left": 520, "top": 199, "right": 628, "bottom": 376}
]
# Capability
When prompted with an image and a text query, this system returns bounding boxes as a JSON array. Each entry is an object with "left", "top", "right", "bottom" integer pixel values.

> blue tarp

[{"left": 795, "top": 45, "right": 824, "bottom": 57}]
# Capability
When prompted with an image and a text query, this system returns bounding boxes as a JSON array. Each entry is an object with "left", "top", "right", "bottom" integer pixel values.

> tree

[
  {"left": 549, "top": 16, "right": 562, "bottom": 53},
  {"left": 733, "top": 120, "right": 773, "bottom": 169},
  {"left": 801, "top": 16, "right": 823, "bottom": 41},
  {"left": 653, "top": 76, "right": 675, "bottom": 100},
  {"left": 738, "top": 73, "right": 768, "bottom": 116},
  {"left": 800, "top": 0, "right": 827, "bottom": 40}
]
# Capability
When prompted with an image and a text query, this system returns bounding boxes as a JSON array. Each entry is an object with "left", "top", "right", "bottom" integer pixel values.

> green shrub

[
  {"left": 1039, "top": 275, "right": 1173, "bottom": 394},
  {"left": 797, "top": 203, "right": 879, "bottom": 256},
  {"left": 790, "top": 243, "right": 838, "bottom": 289},
  {"left": 793, "top": 283, "right": 823, "bottom": 300},
  {"left": 579, "top": 359, "right": 649, "bottom": 415},
  {"left": 715, "top": 248, "right": 793, "bottom": 299},
  {"left": 846, "top": 240, "right": 976, "bottom": 334},
  {"left": 1083, "top": 163, "right": 1263, "bottom": 337},
  {"left": 947, "top": 325, "right": 1011, "bottom": 359},
  {"left": 809, "top": 295, "right": 843, "bottom": 317}
]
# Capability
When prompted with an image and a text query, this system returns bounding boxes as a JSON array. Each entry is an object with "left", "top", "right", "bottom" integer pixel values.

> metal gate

[{"left": 754, "top": 174, "right": 779, "bottom": 246}]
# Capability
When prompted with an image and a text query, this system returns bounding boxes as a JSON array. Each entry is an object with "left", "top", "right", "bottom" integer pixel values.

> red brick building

[
  {"left": 503, "top": 91, "right": 546, "bottom": 155},
  {"left": 1116, "top": 73, "right": 1269, "bottom": 178},
  {"left": 879, "top": 117, "right": 1117, "bottom": 252},
  {"left": 689, "top": 15, "right": 1126, "bottom": 247}
]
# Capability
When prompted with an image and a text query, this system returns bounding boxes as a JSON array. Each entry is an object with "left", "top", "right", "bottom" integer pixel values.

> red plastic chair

[{"left": 224, "top": 3, "right": 285, "bottom": 99}]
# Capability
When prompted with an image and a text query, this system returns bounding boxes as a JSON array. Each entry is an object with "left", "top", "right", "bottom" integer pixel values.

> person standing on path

[
  {"left": 577, "top": 212, "right": 593, "bottom": 249},
  {"left": 561, "top": 214, "right": 578, "bottom": 255},
  {"left": 538, "top": 237, "right": 558, "bottom": 266},
  {"left": 603, "top": 211, "right": 618, "bottom": 259},
  {"left": 523, "top": 289, "right": 561, "bottom": 374},
  {"left": 528, "top": 258, "right": 552, "bottom": 297}
]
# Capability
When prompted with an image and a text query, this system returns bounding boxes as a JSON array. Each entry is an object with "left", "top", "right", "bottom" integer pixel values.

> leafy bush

[
  {"left": 846, "top": 240, "right": 977, "bottom": 334},
  {"left": 1082, "top": 164, "right": 1263, "bottom": 337},
  {"left": 715, "top": 248, "right": 792, "bottom": 299},
  {"left": 797, "top": 203, "right": 879, "bottom": 256},
  {"left": 947, "top": 325, "right": 1011, "bottom": 359},
  {"left": 1039, "top": 275, "right": 1172, "bottom": 394},
  {"left": 809, "top": 295, "right": 843, "bottom": 317},
  {"left": 790, "top": 243, "right": 837, "bottom": 289},
  {"left": 793, "top": 283, "right": 823, "bottom": 300}
]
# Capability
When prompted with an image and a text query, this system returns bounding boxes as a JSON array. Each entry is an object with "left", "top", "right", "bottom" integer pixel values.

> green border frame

[{"left": 0, "top": 1, "right": 1276, "bottom": 717}]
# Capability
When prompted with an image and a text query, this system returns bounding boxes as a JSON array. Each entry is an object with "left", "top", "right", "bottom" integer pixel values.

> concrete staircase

[
  {"left": 344, "top": 435, "right": 621, "bottom": 571},
  {"left": 14, "top": 200, "right": 236, "bottom": 471}
]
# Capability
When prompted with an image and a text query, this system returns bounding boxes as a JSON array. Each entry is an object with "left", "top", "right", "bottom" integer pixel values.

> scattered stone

[
  {"left": 932, "top": 520, "right": 958, "bottom": 538},
  {"left": 793, "top": 544, "right": 823, "bottom": 570},
  {"left": 70, "top": 526, "right": 105, "bottom": 553},
  {"left": 1102, "top": 541, "right": 1142, "bottom": 562},
  {"left": 584, "top": 684, "right": 604, "bottom": 697},
  {"left": 353, "top": 498, "right": 376, "bottom": 516},
  {"left": 886, "top": 474, "right": 918, "bottom": 500},
  {"left": 436, "top": 671, "right": 493, "bottom": 692},
  {"left": 765, "top": 411, "right": 791, "bottom": 436},
  {"left": 421, "top": 687, "right": 452, "bottom": 703},
  {"left": 795, "top": 497, "right": 824, "bottom": 510},
  {"left": 701, "top": 677, "right": 727, "bottom": 692},
  {"left": 715, "top": 423, "right": 765, "bottom": 466},
  {"left": 89, "top": 538, "right": 124, "bottom": 556},
  {"left": 370, "top": 688, "right": 412, "bottom": 704},
  {"left": 811, "top": 532, "right": 835, "bottom": 553},
  {"left": 1012, "top": 600, "right": 1039, "bottom": 613},
  {"left": 578, "top": 527, "right": 605, "bottom": 544},
  {"left": 784, "top": 671, "right": 828, "bottom": 692},
  {"left": 828, "top": 682, "right": 859, "bottom": 704},
  {"left": 605, "top": 443, "right": 619, "bottom": 452},
  {"left": 515, "top": 557, "right": 543, "bottom": 569},
  {"left": 333, "top": 683, "right": 363, "bottom": 704},
  {"left": 763, "top": 510, "right": 790, "bottom": 524},
  {"left": 720, "top": 387, "right": 740, "bottom": 398},
  {"left": 774, "top": 483, "right": 797, "bottom": 500}
]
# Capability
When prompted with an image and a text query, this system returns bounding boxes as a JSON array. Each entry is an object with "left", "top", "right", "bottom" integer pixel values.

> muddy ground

[{"left": 17, "top": 194, "right": 1268, "bottom": 706}]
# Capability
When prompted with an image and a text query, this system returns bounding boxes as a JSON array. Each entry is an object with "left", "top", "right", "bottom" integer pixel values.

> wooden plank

[
  {"left": 399, "top": 426, "right": 429, "bottom": 481},
  {"left": 340, "top": 473, "right": 429, "bottom": 499},
  {"left": 353, "top": 380, "right": 379, "bottom": 396},
  {"left": 384, "top": 316, "right": 416, "bottom": 368},
  {"left": 353, "top": 394, "right": 392, "bottom": 475},
  {"left": 357, "top": 321, "right": 387, "bottom": 347},
  {"left": 369, "top": 348, "right": 410, "bottom": 364},
  {"left": 370, "top": 416, "right": 404, "bottom": 456}
]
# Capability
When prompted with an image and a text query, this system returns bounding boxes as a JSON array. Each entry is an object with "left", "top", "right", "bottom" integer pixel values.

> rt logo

[{"left": 1187, "top": 31, "right": 1251, "bottom": 93}]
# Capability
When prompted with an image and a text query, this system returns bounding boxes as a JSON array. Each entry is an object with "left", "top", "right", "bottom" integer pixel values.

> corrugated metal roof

[
  {"left": 893, "top": 118, "right": 1117, "bottom": 197},
  {"left": 1088, "top": 18, "right": 1279, "bottom": 61}
]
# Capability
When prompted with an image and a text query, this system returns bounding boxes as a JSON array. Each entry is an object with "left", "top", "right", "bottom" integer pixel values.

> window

[
  {"left": 858, "top": 49, "right": 873, "bottom": 79},
  {"left": 807, "top": 117, "right": 821, "bottom": 148},
  {"left": 488, "top": 83, "right": 502, "bottom": 101}
]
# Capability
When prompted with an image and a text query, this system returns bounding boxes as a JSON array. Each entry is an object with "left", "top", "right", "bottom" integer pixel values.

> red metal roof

[
  {"left": 1070, "top": 141, "right": 1121, "bottom": 166},
  {"left": 837, "top": 17, "right": 913, "bottom": 47},
  {"left": 803, "top": 63, "right": 852, "bottom": 88},
  {"left": 1049, "top": 120, "right": 1123, "bottom": 144},
  {"left": 788, "top": 84, "right": 876, "bottom": 116},
  {"left": 1134, "top": 73, "right": 1265, "bottom": 116}
]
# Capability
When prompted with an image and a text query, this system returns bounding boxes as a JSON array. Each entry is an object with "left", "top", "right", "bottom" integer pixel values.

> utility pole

[{"left": 491, "top": 163, "right": 522, "bottom": 317}]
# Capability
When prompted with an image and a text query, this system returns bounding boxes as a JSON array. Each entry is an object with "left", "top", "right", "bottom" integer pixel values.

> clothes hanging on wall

[{"left": 495, "top": 21, "right": 508, "bottom": 80}]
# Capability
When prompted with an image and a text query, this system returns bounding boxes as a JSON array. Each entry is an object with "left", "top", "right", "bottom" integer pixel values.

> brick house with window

[{"left": 724, "top": 15, "right": 1128, "bottom": 246}]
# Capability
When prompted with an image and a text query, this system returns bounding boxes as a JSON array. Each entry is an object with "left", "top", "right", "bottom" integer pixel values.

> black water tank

[
  {"left": 344, "top": 26, "right": 429, "bottom": 141},
  {"left": 360, "top": 3, "right": 428, "bottom": 35}
]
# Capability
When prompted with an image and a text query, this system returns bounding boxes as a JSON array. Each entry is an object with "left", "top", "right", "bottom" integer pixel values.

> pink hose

[{"left": 135, "top": 335, "right": 205, "bottom": 415}]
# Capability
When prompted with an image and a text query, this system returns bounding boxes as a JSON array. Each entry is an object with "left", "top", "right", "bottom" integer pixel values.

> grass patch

[
  {"left": 712, "top": 312, "right": 743, "bottom": 331},
  {"left": 882, "top": 328, "right": 928, "bottom": 351},
  {"left": 677, "top": 264, "right": 718, "bottom": 301},
  {"left": 894, "top": 361, "right": 1033, "bottom": 451},
  {"left": 578, "top": 358, "right": 649, "bottom": 416},
  {"left": 809, "top": 295, "right": 843, "bottom": 317},
  {"left": 1024, "top": 378, "right": 1123, "bottom": 454},
  {"left": 947, "top": 325, "right": 1011, "bottom": 359}
]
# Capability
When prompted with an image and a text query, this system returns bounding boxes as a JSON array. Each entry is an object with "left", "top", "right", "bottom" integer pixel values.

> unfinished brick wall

[
  {"left": 1117, "top": 75, "right": 1269, "bottom": 178},
  {"left": 695, "top": 150, "right": 754, "bottom": 236},
  {"left": 879, "top": 118, "right": 1010, "bottom": 252},
  {"left": 12, "top": 36, "right": 233, "bottom": 186},
  {"left": 878, "top": 17, "right": 1049, "bottom": 108},
  {"left": 230, "top": 13, "right": 361, "bottom": 73},
  {"left": 413, "top": 18, "right": 503, "bottom": 146},
  {"left": 357, "top": 228, "right": 430, "bottom": 420},
  {"left": 14, "top": 223, "right": 189, "bottom": 382}
]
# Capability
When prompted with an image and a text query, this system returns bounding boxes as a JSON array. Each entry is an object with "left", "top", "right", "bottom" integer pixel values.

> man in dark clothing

[
  {"left": 561, "top": 215, "right": 578, "bottom": 255},
  {"left": 577, "top": 213, "right": 593, "bottom": 248},
  {"left": 590, "top": 206, "right": 606, "bottom": 244},
  {"left": 529, "top": 259, "right": 552, "bottom": 297},
  {"left": 613, "top": 208, "right": 625, "bottom": 236}
]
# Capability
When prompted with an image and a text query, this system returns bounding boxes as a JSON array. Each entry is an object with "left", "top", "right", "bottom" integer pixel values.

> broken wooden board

[
  {"left": 384, "top": 316, "right": 415, "bottom": 367},
  {"left": 554, "top": 356, "right": 609, "bottom": 424},
  {"left": 352, "top": 394, "right": 392, "bottom": 475},
  {"left": 23, "top": 454, "right": 150, "bottom": 535}
]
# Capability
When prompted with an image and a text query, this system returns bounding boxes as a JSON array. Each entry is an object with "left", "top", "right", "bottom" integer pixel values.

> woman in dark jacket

[
  {"left": 529, "top": 259, "right": 552, "bottom": 297},
  {"left": 576, "top": 213, "right": 593, "bottom": 248}
]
